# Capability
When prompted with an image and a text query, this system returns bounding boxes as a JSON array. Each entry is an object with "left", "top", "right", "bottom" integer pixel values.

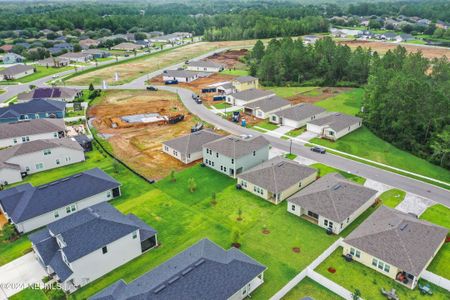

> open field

[
  {"left": 263, "top": 86, "right": 319, "bottom": 98},
  {"left": 66, "top": 40, "right": 259, "bottom": 86},
  {"left": 88, "top": 89, "right": 209, "bottom": 180},
  {"left": 288, "top": 87, "right": 352, "bottom": 104},
  {"left": 206, "top": 49, "right": 248, "bottom": 69},
  {"left": 314, "top": 88, "right": 364, "bottom": 115}
]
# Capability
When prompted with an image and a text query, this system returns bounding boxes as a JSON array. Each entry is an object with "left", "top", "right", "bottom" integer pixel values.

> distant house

[
  {"left": 303, "top": 35, "right": 319, "bottom": 44},
  {"left": 0, "top": 99, "right": 66, "bottom": 123},
  {"left": 162, "top": 70, "right": 199, "bottom": 83},
  {"left": 83, "top": 49, "right": 111, "bottom": 59},
  {"left": 162, "top": 130, "right": 222, "bottom": 164},
  {"left": 331, "top": 30, "right": 347, "bottom": 38},
  {"left": 111, "top": 42, "right": 143, "bottom": 52},
  {"left": 395, "top": 33, "right": 414, "bottom": 42},
  {"left": 306, "top": 112, "right": 362, "bottom": 140},
  {"left": 30, "top": 202, "right": 157, "bottom": 292},
  {"left": 59, "top": 52, "right": 93, "bottom": 63},
  {"left": 381, "top": 32, "right": 398, "bottom": 41},
  {"left": 269, "top": 103, "right": 327, "bottom": 128},
  {"left": 216, "top": 82, "right": 235, "bottom": 95},
  {"left": 232, "top": 76, "right": 259, "bottom": 92},
  {"left": 36, "top": 57, "right": 70, "bottom": 68},
  {"left": 243, "top": 95, "right": 291, "bottom": 119},
  {"left": 203, "top": 135, "right": 270, "bottom": 178},
  {"left": 53, "top": 42, "right": 74, "bottom": 52},
  {"left": 90, "top": 238, "right": 266, "bottom": 300},
  {"left": 287, "top": 173, "right": 377, "bottom": 234},
  {"left": 436, "top": 21, "right": 449, "bottom": 30},
  {"left": 237, "top": 157, "right": 317, "bottom": 204},
  {"left": 0, "top": 168, "right": 120, "bottom": 232},
  {"left": 17, "top": 87, "right": 82, "bottom": 103},
  {"left": 226, "top": 88, "right": 275, "bottom": 107},
  {"left": 150, "top": 34, "right": 182, "bottom": 43},
  {"left": 342, "top": 206, "right": 447, "bottom": 289},
  {"left": 0, "top": 65, "right": 34, "bottom": 80},
  {"left": 0, "top": 138, "right": 85, "bottom": 185},
  {"left": 0, "top": 119, "right": 65, "bottom": 148},
  {"left": 15, "top": 42, "right": 31, "bottom": 49},
  {"left": 79, "top": 38, "right": 100, "bottom": 50},
  {"left": 0, "top": 45, "right": 13, "bottom": 53},
  {"left": 186, "top": 60, "right": 224, "bottom": 72},
  {"left": 417, "top": 19, "right": 431, "bottom": 26}
]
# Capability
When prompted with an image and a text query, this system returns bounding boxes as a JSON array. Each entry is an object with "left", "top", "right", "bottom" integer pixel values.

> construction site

[{"left": 88, "top": 89, "right": 204, "bottom": 179}]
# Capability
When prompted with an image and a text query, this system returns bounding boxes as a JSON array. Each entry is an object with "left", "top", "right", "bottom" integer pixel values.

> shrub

[{"left": 2, "top": 224, "right": 18, "bottom": 241}]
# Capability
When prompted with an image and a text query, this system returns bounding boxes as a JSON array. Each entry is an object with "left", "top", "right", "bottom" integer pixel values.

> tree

[
  {"left": 231, "top": 229, "right": 241, "bottom": 247},
  {"left": 431, "top": 126, "right": 450, "bottom": 168},
  {"left": 2, "top": 224, "right": 17, "bottom": 241},
  {"left": 134, "top": 32, "right": 147, "bottom": 41},
  {"left": 88, "top": 83, "right": 94, "bottom": 91},
  {"left": 47, "top": 287, "right": 66, "bottom": 300},
  {"left": 368, "top": 19, "right": 381, "bottom": 29},
  {"left": 170, "top": 170, "right": 176, "bottom": 182},
  {"left": 252, "top": 40, "right": 265, "bottom": 62},
  {"left": 187, "top": 177, "right": 197, "bottom": 193},
  {"left": 352, "top": 289, "right": 361, "bottom": 300}
]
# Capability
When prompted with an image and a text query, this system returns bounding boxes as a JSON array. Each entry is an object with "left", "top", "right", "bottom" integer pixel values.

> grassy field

[
  {"left": 420, "top": 204, "right": 450, "bottom": 229},
  {"left": 379, "top": 189, "right": 406, "bottom": 208},
  {"left": 211, "top": 102, "right": 231, "bottom": 109},
  {"left": 283, "top": 277, "right": 342, "bottom": 300},
  {"left": 314, "top": 88, "right": 364, "bottom": 115},
  {"left": 264, "top": 86, "right": 319, "bottom": 98},
  {"left": 0, "top": 66, "right": 74, "bottom": 84},
  {"left": 316, "top": 248, "right": 450, "bottom": 300},
  {"left": 283, "top": 128, "right": 305, "bottom": 139},
  {"left": 0, "top": 89, "right": 4, "bottom": 95},
  {"left": 221, "top": 69, "right": 249, "bottom": 76}
]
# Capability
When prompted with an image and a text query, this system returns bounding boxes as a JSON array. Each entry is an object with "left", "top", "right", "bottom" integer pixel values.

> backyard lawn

[
  {"left": 310, "top": 163, "right": 366, "bottom": 185},
  {"left": 264, "top": 86, "right": 319, "bottom": 98},
  {"left": 379, "top": 189, "right": 406, "bottom": 208},
  {"left": 316, "top": 248, "right": 450, "bottom": 300},
  {"left": 221, "top": 69, "right": 249, "bottom": 76},
  {"left": 314, "top": 88, "right": 364, "bottom": 115},
  {"left": 283, "top": 277, "right": 342, "bottom": 300},
  {"left": 252, "top": 120, "right": 279, "bottom": 131},
  {"left": 211, "top": 102, "right": 231, "bottom": 109}
]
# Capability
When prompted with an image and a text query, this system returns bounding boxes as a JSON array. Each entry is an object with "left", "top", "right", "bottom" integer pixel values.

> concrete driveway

[
  {"left": 297, "top": 131, "right": 318, "bottom": 141},
  {"left": 0, "top": 253, "right": 46, "bottom": 299},
  {"left": 272, "top": 125, "right": 294, "bottom": 136}
]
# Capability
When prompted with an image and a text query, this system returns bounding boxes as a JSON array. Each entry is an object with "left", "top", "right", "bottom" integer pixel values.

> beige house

[
  {"left": 287, "top": 173, "right": 377, "bottom": 234},
  {"left": 232, "top": 76, "right": 259, "bottom": 92},
  {"left": 237, "top": 157, "right": 317, "bottom": 204},
  {"left": 269, "top": 103, "right": 327, "bottom": 128},
  {"left": 343, "top": 206, "right": 447, "bottom": 289},
  {"left": 0, "top": 65, "right": 35, "bottom": 81},
  {"left": 243, "top": 95, "right": 291, "bottom": 119},
  {"left": 306, "top": 112, "right": 362, "bottom": 140},
  {"left": 111, "top": 42, "right": 143, "bottom": 52}
]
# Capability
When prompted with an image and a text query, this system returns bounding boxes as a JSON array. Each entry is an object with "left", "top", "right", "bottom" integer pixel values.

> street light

[{"left": 289, "top": 139, "right": 293, "bottom": 155}]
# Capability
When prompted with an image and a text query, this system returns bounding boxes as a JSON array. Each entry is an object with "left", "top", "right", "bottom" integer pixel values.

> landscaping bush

[{"left": 2, "top": 224, "right": 18, "bottom": 242}]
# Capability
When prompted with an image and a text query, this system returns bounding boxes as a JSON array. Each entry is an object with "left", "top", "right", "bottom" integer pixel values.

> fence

[{"left": 421, "top": 270, "right": 450, "bottom": 292}]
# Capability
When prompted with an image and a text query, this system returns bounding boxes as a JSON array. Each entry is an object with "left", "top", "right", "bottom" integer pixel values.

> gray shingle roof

[
  {"left": 274, "top": 103, "right": 326, "bottom": 121},
  {"left": 203, "top": 135, "right": 270, "bottom": 159},
  {"left": 0, "top": 138, "right": 82, "bottom": 165},
  {"left": 245, "top": 95, "right": 291, "bottom": 113},
  {"left": 230, "top": 89, "right": 274, "bottom": 102},
  {"left": 89, "top": 238, "right": 266, "bottom": 300},
  {"left": 0, "top": 119, "right": 65, "bottom": 139},
  {"left": 0, "top": 65, "right": 34, "bottom": 76},
  {"left": 344, "top": 206, "right": 448, "bottom": 277},
  {"left": 163, "top": 130, "right": 222, "bottom": 156},
  {"left": 307, "top": 113, "right": 362, "bottom": 132},
  {"left": 238, "top": 157, "right": 317, "bottom": 194},
  {"left": 164, "top": 70, "right": 199, "bottom": 78},
  {"left": 0, "top": 99, "right": 66, "bottom": 119},
  {"left": 60, "top": 52, "right": 92, "bottom": 59},
  {"left": 188, "top": 60, "right": 223, "bottom": 69},
  {"left": 288, "top": 173, "right": 377, "bottom": 223},
  {"left": 0, "top": 168, "right": 119, "bottom": 223},
  {"left": 233, "top": 76, "right": 257, "bottom": 83},
  {"left": 30, "top": 203, "right": 157, "bottom": 281}
]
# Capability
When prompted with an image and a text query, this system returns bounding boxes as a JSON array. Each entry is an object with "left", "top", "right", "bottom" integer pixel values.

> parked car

[
  {"left": 146, "top": 86, "right": 158, "bottom": 91},
  {"left": 164, "top": 80, "right": 178, "bottom": 85},
  {"left": 195, "top": 97, "right": 202, "bottom": 104},
  {"left": 310, "top": 146, "right": 326, "bottom": 154},
  {"left": 191, "top": 122, "right": 203, "bottom": 132}
]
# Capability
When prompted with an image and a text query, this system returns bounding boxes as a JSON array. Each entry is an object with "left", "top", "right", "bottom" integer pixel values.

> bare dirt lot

[
  {"left": 88, "top": 89, "right": 211, "bottom": 180},
  {"left": 338, "top": 40, "right": 450, "bottom": 59},
  {"left": 207, "top": 49, "right": 248, "bottom": 69}
]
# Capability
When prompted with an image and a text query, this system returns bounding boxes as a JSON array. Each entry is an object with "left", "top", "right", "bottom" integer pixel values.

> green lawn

[
  {"left": 263, "top": 86, "right": 319, "bottom": 98},
  {"left": 285, "top": 153, "right": 297, "bottom": 160},
  {"left": 0, "top": 89, "right": 5, "bottom": 95},
  {"left": 420, "top": 204, "right": 450, "bottom": 229},
  {"left": 211, "top": 102, "right": 231, "bottom": 109},
  {"left": 283, "top": 277, "right": 342, "bottom": 300},
  {"left": 221, "top": 69, "right": 249, "bottom": 76},
  {"left": 311, "top": 126, "right": 450, "bottom": 185},
  {"left": 252, "top": 120, "right": 279, "bottom": 131},
  {"left": 0, "top": 66, "right": 74, "bottom": 84},
  {"left": 10, "top": 288, "right": 48, "bottom": 300},
  {"left": 379, "top": 189, "right": 406, "bottom": 208},
  {"left": 283, "top": 127, "right": 305, "bottom": 139},
  {"left": 0, "top": 234, "right": 31, "bottom": 267},
  {"left": 314, "top": 88, "right": 364, "bottom": 116},
  {"left": 316, "top": 248, "right": 450, "bottom": 300},
  {"left": 310, "top": 163, "right": 366, "bottom": 185},
  {"left": 65, "top": 108, "right": 85, "bottom": 118}
]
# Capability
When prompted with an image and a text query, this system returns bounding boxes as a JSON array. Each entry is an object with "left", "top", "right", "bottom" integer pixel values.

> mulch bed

[
  {"left": 231, "top": 243, "right": 241, "bottom": 248},
  {"left": 327, "top": 267, "right": 336, "bottom": 273},
  {"left": 292, "top": 247, "right": 301, "bottom": 253},
  {"left": 262, "top": 229, "right": 270, "bottom": 234}
]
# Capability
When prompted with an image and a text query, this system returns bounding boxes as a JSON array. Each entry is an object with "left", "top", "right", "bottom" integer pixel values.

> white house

[
  {"left": 162, "top": 70, "right": 199, "bottom": 83},
  {"left": 306, "top": 112, "right": 362, "bottom": 140},
  {"left": 186, "top": 60, "right": 223, "bottom": 72},
  {"left": 226, "top": 89, "right": 275, "bottom": 107},
  {"left": 0, "top": 138, "right": 85, "bottom": 184},
  {"left": 0, "top": 119, "right": 65, "bottom": 148},
  {"left": 0, "top": 65, "right": 35, "bottom": 81},
  {"left": 29, "top": 202, "right": 157, "bottom": 292},
  {"left": 269, "top": 103, "right": 327, "bottom": 128},
  {"left": 0, "top": 168, "right": 121, "bottom": 233},
  {"left": 59, "top": 52, "right": 93, "bottom": 63},
  {"left": 90, "top": 238, "right": 266, "bottom": 300},
  {"left": 243, "top": 95, "right": 291, "bottom": 119},
  {"left": 287, "top": 173, "right": 378, "bottom": 234}
]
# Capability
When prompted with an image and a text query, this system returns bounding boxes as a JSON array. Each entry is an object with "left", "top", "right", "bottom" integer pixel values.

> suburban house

[
  {"left": 203, "top": 135, "right": 270, "bottom": 178},
  {"left": 17, "top": 87, "right": 82, "bottom": 103},
  {"left": 90, "top": 238, "right": 266, "bottom": 300},
  {"left": 150, "top": 34, "right": 182, "bottom": 43},
  {"left": 0, "top": 45, "right": 13, "bottom": 53},
  {"left": 381, "top": 32, "right": 398, "bottom": 41},
  {"left": 237, "top": 157, "right": 317, "bottom": 204},
  {"left": 59, "top": 52, "right": 93, "bottom": 63},
  {"left": 162, "top": 70, "right": 199, "bottom": 83},
  {"left": 216, "top": 82, "right": 235, "bottom": 95},
  {"left": 37, "top": 57, "right": 70, "bottom": 68},
  {"left": 269, "top": 103, "right": 327, "bottom": 128},
  {"left": 186, "top": 60, "right": 224, "bottom": 72},
  {"left": 162, "top": 130, "right": 222, "bottom": 164},
  {"left": 0, "top": 138, "right": 85, "bottom": 185},
  {"left": 287, "top": 173, "right": 378, "bottom": 234},
  {"left": 0, "top": 65, "right": 35, "bottom": 81},
  {"left": 79, "top": 38, "right": 100, "bottom": 49},
  {"left": 232, "top": 76, "right": 259, "bottom": 92},
  {"left": 2, "top": 53, "right": 25, "bottom": 64},
  {"left": 342, "top": 206, "right": 448, "bottom": 289},
  {"left": 0, "top": 119, "right": 65, "bottom": 148},
  {"left": 0, "top": 99, "right": 66, "bottom": 123},
  {"left": 52, "top": 42, "right": 74, "bottom": 52},
  {"left": 111, "top": 42, "right": 143, "bottom": 51},
  {"left": 243, "top": 95, "right": 291, "bottom": 119},
  {"left": 226, "top": 88, "right": 275, "bottom": 107},
  {"left": 29, "top": 202, "right": 157, "bottom": 292},
  {"left": 306, "top": 112, "right": 362, "bottom": 140},
  {"left": 83, "top": 49, "right": 111, "bottom": 59},
  {"left": 0, "top": 168, "right": 120, "bottom": 233},
  {"left": 395, "top": 33, "right": 414, "bottom": 42}
]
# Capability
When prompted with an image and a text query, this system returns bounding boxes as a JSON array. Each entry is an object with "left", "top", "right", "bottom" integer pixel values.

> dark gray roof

[
  {"left": 233, "top": 76, "right": 257, "bottom": 83},
  {"left": 0, "top": 138, "right": 82, "bottom": 165},
  {"left": 274, "top": 103, "right": 326, "bottom": 121},
  {"left": 238, "top": 157, "right": 317, "bottom": 194},
  {"left": 288, "top": 173, "right": 377, "bottom": 223},
  {"left": 0, "top": 168, "right": 119, "bottom": 223},
  {"left": 0, "top": 99, "right": 66, "bottom": 119},
  {"left": 203, "top": 135, "right": 270, "bottom": 159},
  {"left": 0, "top": 119, "right": 65, "bottom": 139},
  {"left": 230, "top": 89, "right": 275, "bottom": 102},
  {"left": 90, "top": 239, "right": 266, "bottom": 300},
  {"left": 163, "top": 130, "right": 222, "bottom": 155},
  {"left": 164, "top": 70, "right": 199, "bottom": 78},
  {"left": 60, "top": 52, "right": 92, "bottom": 59},
  {"left": 0, "top": 65, "right": 33, "bottom": 76},
  {"left": 307, "top": 113, "right": 362, "bottom": 132},
  {"left": 17, "top": 87, "right": 80, "bottom": 101},
  {"left": 344, "top": 206, "right": 448, "bottom": 277},
  {"left": 188, "top": 60, "right": 223, "bottom": 69},
  {"left": 245, "top": 95, "right": 291, "bottom": 113},
  {"left": 30, "top": 202, "right": 156, "bottom": 281}
]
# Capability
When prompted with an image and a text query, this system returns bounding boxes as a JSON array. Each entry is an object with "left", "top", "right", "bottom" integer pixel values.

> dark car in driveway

[
  {"left": 146, "top": 86, "right": 158, "bottom": 91},
  {"left": 311, "top": 146, "right": 326, "bottom": 154}
]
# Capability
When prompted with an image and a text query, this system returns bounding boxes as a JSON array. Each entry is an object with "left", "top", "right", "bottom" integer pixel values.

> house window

[
  {"left": 253, "top": 151, "right": 256, "bottom": 156},
  {"left": 355, "top": 250, "right": 361, "bottom": 258},
  {"left": 328, "top": 221, "right": 333, "bottom": 229},
  {"left": 224, "top": 167, "right": 227, "bottom": 172},
  {"left": 220, "top": 166, "right": 223, "bottom": 171},
  {"left": 43, "top": 149, "right": 51, "bottom": 155},
  {"left": 54, "top": 132, "right": 58, "bottom": 138},
  {"left": 324, "top": 219, "right": 328, "bottom": 226},
  {"left": 54, "top": 211, "right": 59, "bottom": 218},
  {"left": 65, "top": 156, "right": 71, "bottom": 162},
  {"left": 164, "top": 146, "right": 168, "bottom": 151},
  {"left": 35, "top": 163, "right": 44, "bottom": 170},
  {"left": 22, "top": 136, "right": 30, "bottom": 142},
  {"left": 298, "top": 182, "right": 302, "bottom": 187},
  {"left": 13, "top": 138, "right": 17, "bottom": 144},
  {"left": 378, "top": 261, "right": 384, "bottom": 270},
  {"left": 372, "top": 258, "right": 378, "bottom": 267},
  {"left": 291, "top": 205, "right": 295, "bottom": 211},
  {"left": 384, "top": 264, "right": 390, "bottom": 273},
  {"left": 216, "top": 152, "right": 219, "bottom": 158},
  {"left": 347, "top": 217, "right": 350, "bottom": 223},
  {"left": 350, "top": 248, "right": 355, "bottom": 256},
  {"left": 132, "top": 231, "right": 137, "bottom": 239},
  {"left": 271, "top": 116, "right": 276, "bottom": 122},
  {"left": 102, "top": 246, "right": 108, "bottom": 254},
  {"left": 107, "top": 191, "right": 112, "bottom": 198},
  {"left": 231, "top": 159, "right": 234, "bottom": 164},
  {"left": 56, "top": 159, "right": 60, "bottom": 165},
  {"left": 25, "top": 166, "right": 30, "bottom": 172}
]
